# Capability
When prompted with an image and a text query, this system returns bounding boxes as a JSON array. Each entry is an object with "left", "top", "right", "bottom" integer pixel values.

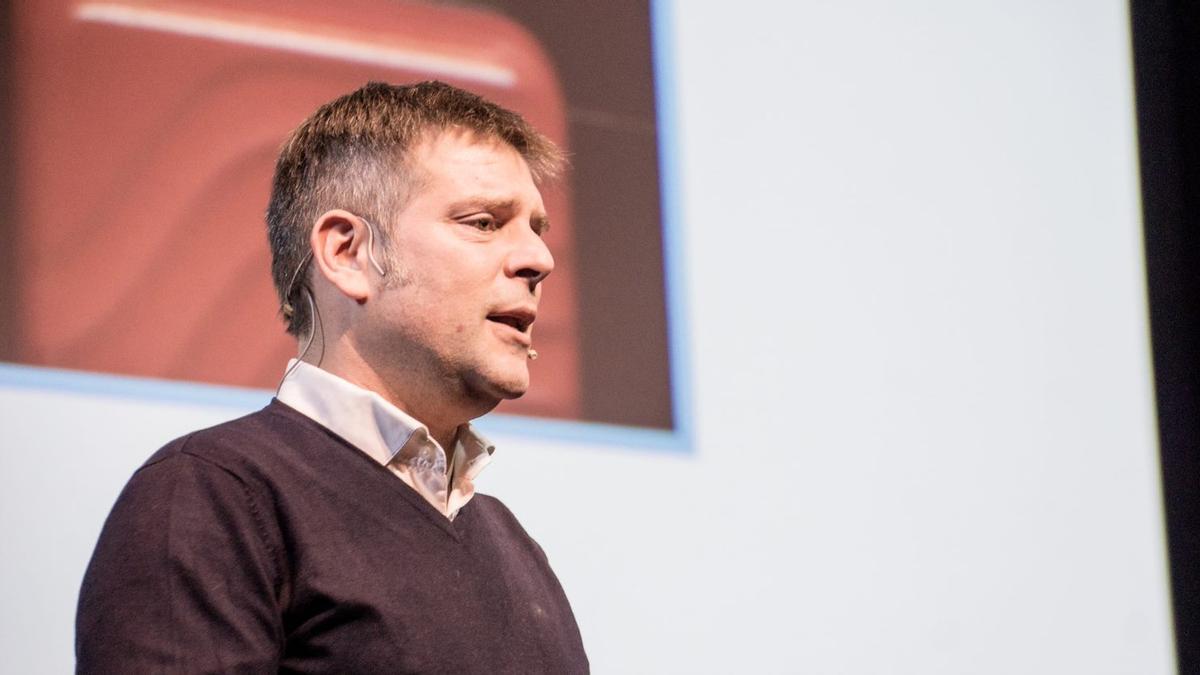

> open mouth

[{"left": 486, "top": 311, "right": 534, "bottom": 333}]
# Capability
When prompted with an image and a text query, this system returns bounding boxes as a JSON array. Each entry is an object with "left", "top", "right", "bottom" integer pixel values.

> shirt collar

[{"left": 275, "top": 359, "right": 494, "bottom": 476}]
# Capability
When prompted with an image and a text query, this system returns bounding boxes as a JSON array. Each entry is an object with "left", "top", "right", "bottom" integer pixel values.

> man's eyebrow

[
  {"left": 447, "top": 196, "right": 550, "bottom": 234},
  {"left": 447, "top": 197, "right": 518, "bottom": 215}
]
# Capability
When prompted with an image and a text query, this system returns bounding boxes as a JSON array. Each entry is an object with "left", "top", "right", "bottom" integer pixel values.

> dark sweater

[{"left": 76, "top": 400, "right": 588, "bottom": 674}]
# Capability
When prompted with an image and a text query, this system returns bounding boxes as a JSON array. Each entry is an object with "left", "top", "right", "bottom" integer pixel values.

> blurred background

[
  {"left": 0, "top": 0, "right": 676, "bottom": 429},
  {"left": 3, "top": 0, "right": 1200, "bottom": 673}
]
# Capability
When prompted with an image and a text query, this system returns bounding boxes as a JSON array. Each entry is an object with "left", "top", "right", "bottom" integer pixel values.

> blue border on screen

[{"left": 0, "top": 0, "right": 693, "bottom": 453}]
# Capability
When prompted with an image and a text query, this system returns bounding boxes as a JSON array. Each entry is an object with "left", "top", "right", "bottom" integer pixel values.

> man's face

[{"left": 360, "top": 129, "right": 554, "bottom": 410}]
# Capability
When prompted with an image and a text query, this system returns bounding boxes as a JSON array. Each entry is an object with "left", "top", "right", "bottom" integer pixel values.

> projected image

[{"left": 1, "top": 0, "right": 674, "bottom": 430}]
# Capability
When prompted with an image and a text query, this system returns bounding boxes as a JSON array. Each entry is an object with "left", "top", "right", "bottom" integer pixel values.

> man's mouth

[{"left": 486, "top": 308, "right": 536, "bottom": 334}]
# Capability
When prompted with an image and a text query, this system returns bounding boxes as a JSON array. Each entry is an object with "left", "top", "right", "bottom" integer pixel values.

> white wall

[{"left": 0, "top": 1, "right": 1177, "bottom": 673}]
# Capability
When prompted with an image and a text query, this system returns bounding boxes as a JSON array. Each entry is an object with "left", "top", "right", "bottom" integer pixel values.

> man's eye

[{"left": 465, "top": 216, "right": 498, "bottom": 231}]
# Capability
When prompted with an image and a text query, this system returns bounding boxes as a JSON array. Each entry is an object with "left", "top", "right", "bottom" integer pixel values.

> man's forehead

[
  {"left": 409, "top": 126, "right": 525, "bottom": 168},
  {"left": 404, "top": 128, "right": 540, "bottom": 200}
]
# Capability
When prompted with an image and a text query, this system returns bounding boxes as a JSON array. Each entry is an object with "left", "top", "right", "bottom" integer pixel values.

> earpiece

[{"left": 361, "top": 217, "right": 388, "bottom": 277}]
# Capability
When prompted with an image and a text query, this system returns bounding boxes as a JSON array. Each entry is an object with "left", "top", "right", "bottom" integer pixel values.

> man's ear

[{"left": 309, "top": 209, "right": 376, "bottom": 303}]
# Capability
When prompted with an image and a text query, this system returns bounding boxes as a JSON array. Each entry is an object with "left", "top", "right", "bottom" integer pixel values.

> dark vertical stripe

[
  {"left": 0, "top": 0, "right": 19, "bottom": 361},
  {"left": 1130, "top": 0, "right": 1200, "bottom": 670}
]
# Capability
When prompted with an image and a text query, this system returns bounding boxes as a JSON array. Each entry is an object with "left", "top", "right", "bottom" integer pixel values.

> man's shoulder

[
  {"left": 467, "top": 493, "right": 537, "bottom": 538},
  {"left": 467, "top": 492, "right": 555, "bottom": 566},
  {"left": 468, "top": 492, "right": 513, "bottom": 516},
  {"left": 140, "top": 399, "right": 317, "bottom": 478}
]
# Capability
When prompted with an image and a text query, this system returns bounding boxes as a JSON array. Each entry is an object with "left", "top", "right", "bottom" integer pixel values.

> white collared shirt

[{"left": 276, "top": 360, "right": 494, "bottom": 520}]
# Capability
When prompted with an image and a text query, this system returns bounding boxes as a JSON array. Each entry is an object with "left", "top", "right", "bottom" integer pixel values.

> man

[{"left": 75, "top": 81, "right": 589, "bottom": 673}]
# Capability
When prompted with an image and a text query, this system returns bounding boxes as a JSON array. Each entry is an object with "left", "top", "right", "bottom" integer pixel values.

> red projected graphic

[{"left": 9, "top": 0, "right": 581, "bottom": 420}]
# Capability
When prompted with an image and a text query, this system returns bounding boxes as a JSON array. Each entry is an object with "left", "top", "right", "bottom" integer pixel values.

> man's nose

[{"left": 507, "top": 225, "right": 555, "bottom": 290}]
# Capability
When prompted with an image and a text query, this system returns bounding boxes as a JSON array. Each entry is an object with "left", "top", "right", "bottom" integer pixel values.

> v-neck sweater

[{"left": 76, "top": 400, "right": 589, "bottom": 674}]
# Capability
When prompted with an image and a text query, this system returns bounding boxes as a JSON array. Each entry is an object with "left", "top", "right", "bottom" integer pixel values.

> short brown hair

[{"left": 267, "top": 80, "right": 564, "bottom": 337}]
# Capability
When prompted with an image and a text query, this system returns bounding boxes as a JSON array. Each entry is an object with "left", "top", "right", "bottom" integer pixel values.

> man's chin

[
  {"left": 488, "top": 375, "right": 530, "bottom": 401},
  {"left": 463, "top": 367, "right": 529, "bottom": 407}
]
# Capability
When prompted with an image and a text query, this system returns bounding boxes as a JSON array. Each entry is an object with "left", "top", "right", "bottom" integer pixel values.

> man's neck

[{"left": 304, "top": 350, "right": 464, "bottom": 450}]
